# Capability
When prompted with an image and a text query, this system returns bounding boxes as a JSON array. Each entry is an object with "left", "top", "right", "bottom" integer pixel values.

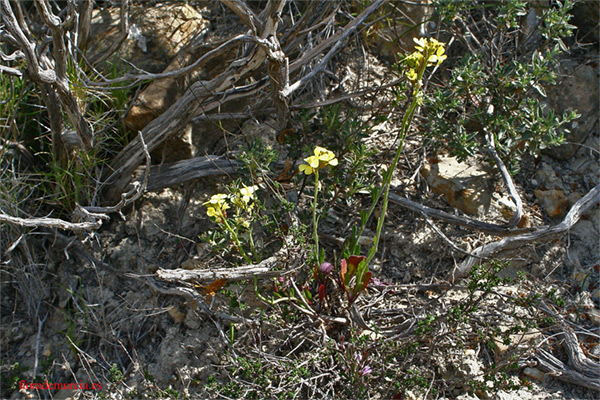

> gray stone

[
  {"left": 89, "top": 4, "right": 208, "bottom": 74},
  {"left": 421, "top": 155, "right": 493, "bottom": 216},
  {"left": 545, "top": 63, "right": 599, "bottom": 160}
]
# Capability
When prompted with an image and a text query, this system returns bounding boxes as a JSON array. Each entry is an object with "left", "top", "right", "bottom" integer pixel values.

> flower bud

[{"left": 319, "top": 262, "right": 333, "bottom": 275}]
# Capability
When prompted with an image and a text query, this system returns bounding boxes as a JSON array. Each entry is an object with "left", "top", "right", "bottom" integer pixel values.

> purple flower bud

[
  {"left": 359, "top": 366, "right": 372, "bottom": 376},
  {"left": 319, "top": 262, "right": 334, "bottom": 275}
]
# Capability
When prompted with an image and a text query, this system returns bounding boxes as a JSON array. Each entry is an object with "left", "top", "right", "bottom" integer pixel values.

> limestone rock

[
  {"left": 572, "top": 1, "right": 600, "bottom": 43},
  {"left": 545, "top": 63, "right": 599, "bottom": 160},
  {"left": 534, "top": 189, "right": 569, "bottom": 217},
  {"left": 493, "top": 325, "right": 541, "bottom": 364},
  {"left": 89, "top": 3, "right": 208, "bottom": 73},
  {"left": 421, "top": 156, "right": 493, "bottom": 216},
  {"left": 522, "top": 367, "right": 545, "bottom": 382}
]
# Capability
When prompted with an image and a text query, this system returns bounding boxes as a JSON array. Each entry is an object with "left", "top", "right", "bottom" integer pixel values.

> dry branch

[
  {"left": 0, "top": 212, "right": 102, "bottom": 231},
  {"left": 388, "top": 192, "right": 535, "bottom": 235},
  {"left": 452, "top": 185, "right": 600, "bottom": 282},
  {"left": 283, "top": 0, "right": 386, "bottom": 97},
  {"left": 1, "top": 0, "right": 93, "bottom": 151},
  {"left": 485, "top": 130, "right": 523, "bottom": 227},
  {"left": 88, "top": 0, "right": 129, "bottom": 66},
  {"left": 157, "top": 254, "right": 298, "bottom": 284},
  {"left": 137, "top": 156, "right": 239, "bottom": 191},
  {"left": 102, "top": 0, "right": 287, "bottom": 202}
]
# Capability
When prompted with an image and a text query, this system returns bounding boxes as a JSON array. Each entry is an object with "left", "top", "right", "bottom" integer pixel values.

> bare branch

[
  {"left": 102, "top": 0, "right": 287, "bottom": 202},
  {"left": 138, "top": 156, "right": 239, "bottom": 192},
  {"left": 485, "top": 129, "right": 523, "bottom": 227},
  {"left": 88, "top": 0, "right": 129, "bottom": 66},
  {"left": 0, "top": 65, "right": 23, "bottom": 77},
  {"left": 389, "top": 192, "right": 535, "bottom": 235},
  {"left": 0, "top": 212, "right": 102, "bottom": 231},
  {"left": 157, "top": 255, "right": 298, "bottom": 284},
  {"left": 221, "top": 0, "right": 262, "bottom": 33},
  {"left": 76, "top": 0, "right": 94, "bottom": 50},
  {"left": 80, "top": 131, "right": 151, "bottom": 215},
  {"left": 283, "top": 0, "right": 386, "bottom": 97},
  {"left": 453, "top": 185, "right": 600, "bottom": 282},
  {"left": 89, "top": 33, "right": 252, "bottom": 87},
  {"left": 0, "top": 0, "right": 56, "bottom": 83}
]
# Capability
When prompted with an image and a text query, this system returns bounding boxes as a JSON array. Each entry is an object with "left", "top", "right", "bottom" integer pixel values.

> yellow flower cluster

[
  {"left": 204, "top": 185, "right": 257, "bottom": 224},
  {"left": 404, "top": 37, "right": 447, "bottom": 82},
  {"left": 298, "top": 146, "right": 338, "bottom": 175},
  {"left": 204, "top": 193, "right": 230, "bottom": 223}
]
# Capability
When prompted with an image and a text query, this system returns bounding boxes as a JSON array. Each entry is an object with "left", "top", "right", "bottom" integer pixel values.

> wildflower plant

[
  {"left": 425, "top": 0, "right": 579, "bottom": 169},
  {"left": 345, "top": 37, "right": 448, "bottom": 265},
  {"left": 296, "top": 39, "right": 446, "bottom": 309},
  {"left": 298, "top": 146, "right": 338, "bottom": 264},
  {"left": 204, "top": 183, "right": 260, "bottom": 264}
]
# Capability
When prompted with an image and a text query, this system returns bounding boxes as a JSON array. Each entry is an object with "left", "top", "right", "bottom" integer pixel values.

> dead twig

[
  {"left": 453, "top": 184, "right": 600, "bottom": 282},
  {"left": 389, "top": 191, "right": 535, "bottom": 235},
  {"left": 485, "top": 130, "right": 524, "bottom": 227}
]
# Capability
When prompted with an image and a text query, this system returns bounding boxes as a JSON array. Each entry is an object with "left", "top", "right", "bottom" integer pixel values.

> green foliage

[
  {"left": 425, "top": 0, "right": 579, "bottom": 171},
  {"left": 1, "top": 362, "right": 29, "bottom": 392},
  {"left": 109, "top": 363, "right": 124, "bottom": 383}
]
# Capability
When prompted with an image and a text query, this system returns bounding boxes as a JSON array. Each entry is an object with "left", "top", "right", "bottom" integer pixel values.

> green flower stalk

[
  {"left": 350, "top": 37, "right": 447, "bottom": 264},
  {"left": 299, "top": 146, "right": 338, "bottom": 263}
]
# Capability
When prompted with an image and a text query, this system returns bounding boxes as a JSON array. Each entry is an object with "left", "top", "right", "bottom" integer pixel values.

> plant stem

[
  {"left": 221, "top": 218, "right": 253, "bottom": 264},
  {"left": 364, "top": 58, "right": 429, "bottom": 265},
  {"left": 312, "top": 169, "right": 320, "bottom": 263}
]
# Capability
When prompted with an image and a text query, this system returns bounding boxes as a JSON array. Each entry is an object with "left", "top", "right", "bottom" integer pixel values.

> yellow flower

[
  {"left": 299, "top": 146, "right": 338, "bottom": 175},
  {"left": 404, "top": 37, "right": 447, "bottom": 79},
  {"left": 428, "top": 44, "right": 447, "bottom": 66},
  {"left": 314, "top": 146, "right": 338, "bottom": 166},
  {"left": 405, "top": 68, "right": 418, "bottom": 81},
  {"left": 205, "top": 193, "right": 229, "bottom": 206},
  {"left": 413, "top": 37, "right": 427, "bottom": 52},
  {"left": 239, "top": 185, "right": 257, "bottom": 204},
  {"left": 204, "top": 193, "right": 230, "bottom": 223}
]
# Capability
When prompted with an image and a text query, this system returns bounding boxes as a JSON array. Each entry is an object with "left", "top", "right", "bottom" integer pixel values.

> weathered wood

[
  {"left": 140, "top": 156, "right": 239, "bottom": 191},
  {"left": 388, "top": 192, "right": 535, "bottom": 235},
  {"left": 157, "top": 255, "right": 286, "bottom": 283},
  {"left": 102, "top": 0, "right": 287, "bottom": 202},
  {"left": 485, "top": 130, "right": 523, "bottom": 227},
  {"left": 453, "top": 185, "right": 600, "bottom": 281}
]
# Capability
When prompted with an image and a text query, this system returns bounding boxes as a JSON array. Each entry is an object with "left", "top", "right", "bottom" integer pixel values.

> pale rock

[
  {"left": 457, "top": 349, "right": 482, "bottom": 379},
  {"left": 545, "top": 63, "right": 599, "bottom": 160},
  {"left": 421, "top": 156, "right": 493, "bottom": 217},
  {"left": 535, "top": 162, "right": 562, "bottom": 189},
  {"left": 493, "top": 194, "right": 517, "bottom": 221},
  {"left": 522, "top": 367, "right": 545, "bottom": 381},
  {"left": 587, "top": 309, "right": 600, "bottom": 325},
  {"left": 493, "top": 325, "right": 541, "bottom": 364},
  {"left": 89, "top": 4, "right": 208, "bottom": 73},
  {"left": 405, "top": 389, "right": 422, "bottom": 400},
  {"left": 534, "top": 189, "right": 568, "bottom": 217}
]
